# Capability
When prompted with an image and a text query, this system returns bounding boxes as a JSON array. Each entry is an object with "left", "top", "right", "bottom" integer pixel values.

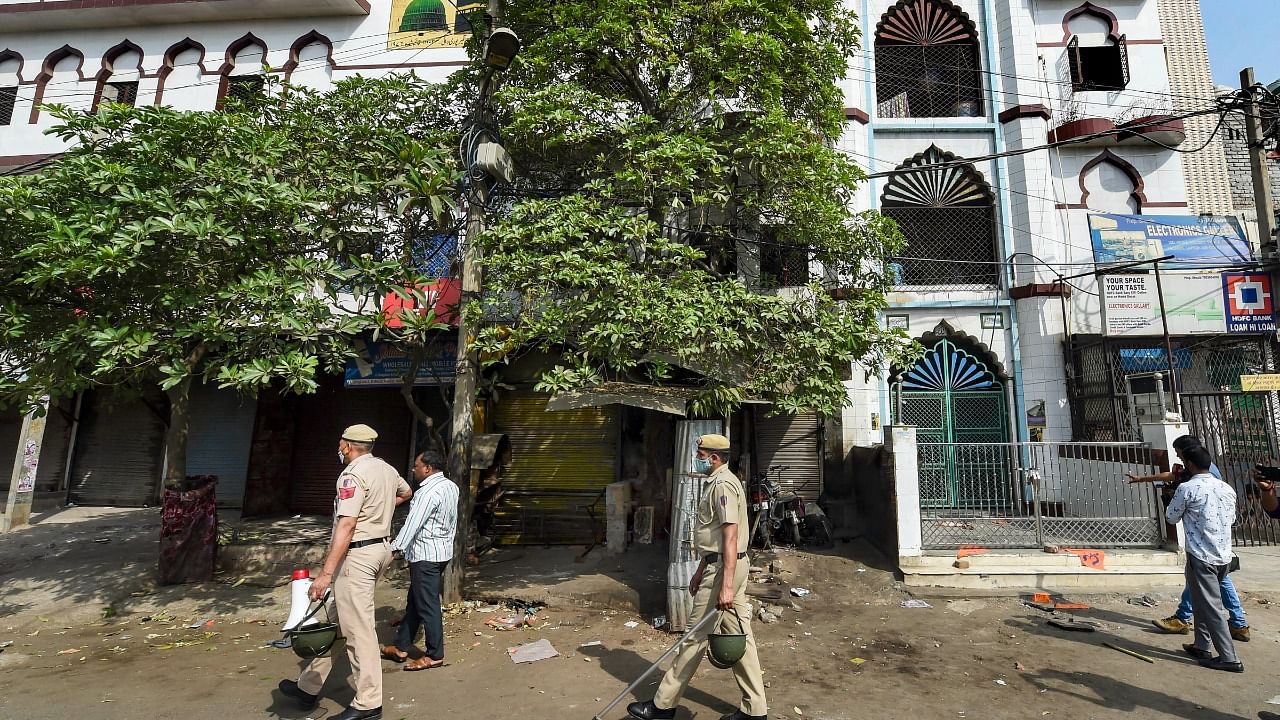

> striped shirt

[{"left": 391, "top": 472, "right": 459, "bottom": 563}]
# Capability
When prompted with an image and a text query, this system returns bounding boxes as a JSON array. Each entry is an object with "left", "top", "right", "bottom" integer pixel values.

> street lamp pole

[{"left": 444, "top": 0, "right": 515, "bottom": 602}]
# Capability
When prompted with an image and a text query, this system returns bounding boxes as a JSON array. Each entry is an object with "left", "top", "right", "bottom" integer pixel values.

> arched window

[
  {"left": 284, "top": 31, "right": 336, "bottom": 89},
  {"left": 93, "top": 40, "right": 145, "bottom": 110},
  {"left": 1063, "top": 4, "right": 1129, "bottom": 92},
  {"left": 875, "top": 0, "right": 984, "bottom": 119},
  {"left": 882, "top": 145, "right": 999, "bottom": 287},
  {"left": 217, "top": 34, "right": 267, "bottom": 109},
  {"left": 0, "top": 51, "right": 22, "bottom": 126}
]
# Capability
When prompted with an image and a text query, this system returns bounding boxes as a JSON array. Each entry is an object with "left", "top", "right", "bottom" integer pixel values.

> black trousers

[{"left": 394, "top": 559, "right": 449, "bottom": 659}]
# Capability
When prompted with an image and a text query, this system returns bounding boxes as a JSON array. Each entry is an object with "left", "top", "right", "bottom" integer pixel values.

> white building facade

[{"left": 839, "top": 0, "right": 1230, "bottom": 455}]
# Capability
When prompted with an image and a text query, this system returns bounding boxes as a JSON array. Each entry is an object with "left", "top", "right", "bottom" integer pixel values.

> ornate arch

[
  {"left": 92, "top": 39, "right": 148, "bottom": 110},
  {"left": 895, "top": 320, "right": 1010, "bottom": 385},
  {"left": 1078, "top": 148, "right": 1147, "bottom": 211},
  {"left": 283, "top": 30, "right": 335, "bottom": 80},
  {"left": 881, "top": 145, "right": 994, "bottom": 208},
  {"left": 875, "top": 0, "right": 979, "bottom": 46},
  {"left": 36, "top": 44, "right": 85, "bottom": 83},
  {"left": 31, "top": 45, "right": 86, "bottom": 123},
  {"left": 154, "top": 37, "right": 206, "bottom": 106},
  {"left": 219, "top": 32, "right": 268, "bottom": 75},
  {"left": 217, "top": 33, "right": 268, "bottom": 105},
  {"left": 1061, "top": 2, "right": 1122, "bottom": 43},
  {"left": 0, "top": 49, "right": 26, "bottom": 84}
]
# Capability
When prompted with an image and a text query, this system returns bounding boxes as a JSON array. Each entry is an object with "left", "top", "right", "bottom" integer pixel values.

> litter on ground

[
  {"left": 901, "top": 600, "right": 932, "bottom": 609},
  {"left": 508, "top": 639, "right": 559, "bottom": 664}
]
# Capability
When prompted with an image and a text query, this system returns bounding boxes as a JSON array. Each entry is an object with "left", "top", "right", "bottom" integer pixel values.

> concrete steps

[{"left": 901, "top": 548, "right": 1185, "bottom": 591}]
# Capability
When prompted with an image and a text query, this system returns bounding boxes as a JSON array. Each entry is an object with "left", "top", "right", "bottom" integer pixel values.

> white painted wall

[{"left": 0, "top": 1, "right": 469, "bottom": 159}]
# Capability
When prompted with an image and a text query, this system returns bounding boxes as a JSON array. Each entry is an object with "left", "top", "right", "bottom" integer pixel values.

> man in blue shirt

[
  {"left": 382, "top": 449, "right": 459, "bottom": 671},
  {"left": 1127, "top": 435, "right": 1249, "bottom": 641}
]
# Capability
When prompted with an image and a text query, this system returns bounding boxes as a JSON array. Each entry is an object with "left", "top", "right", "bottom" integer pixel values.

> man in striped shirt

[{"left": 383, "top": 449, "right": 459, "bottom": 671}]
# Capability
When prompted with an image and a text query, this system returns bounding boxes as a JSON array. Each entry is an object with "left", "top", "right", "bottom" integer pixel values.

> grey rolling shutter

[
  {"left": 68, "top": 391, "right": 164, "bottom": 507},
  {"left": 755, "top": 411, "right": 823, "bottom": 501},
  {"left": 187, "top": 383, "right": 257, "bottom": 508}
]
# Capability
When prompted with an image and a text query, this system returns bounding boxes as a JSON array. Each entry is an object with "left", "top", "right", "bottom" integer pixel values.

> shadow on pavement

[
  {"left": 580, "top": 644, "right": 737, "bottom": 719},
  {"left": 1025, "top": 668, "right": 1248, "bottom": 720}
]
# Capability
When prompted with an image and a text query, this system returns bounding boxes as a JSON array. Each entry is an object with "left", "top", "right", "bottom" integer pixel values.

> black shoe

[
  {"left": 1198, "top": 656, "right": 1244, "bottom": 673},
  {"left": 627, "top": 700, "right": 677, "bottom": 720},
  {"left": 333, "top": 706, "right": 383, "bottom": 720},
  {"left": 1182, "top": 643, "right": 1213, "bottom": 660},
  {"left": 277, "top": 679, "right": 318, "bottom": 711},
  {"left": 721, "top": 711, "right": 768, "bottom": 720}
]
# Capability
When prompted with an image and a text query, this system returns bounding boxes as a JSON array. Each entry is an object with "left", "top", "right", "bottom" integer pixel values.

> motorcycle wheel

[
  {"left": 790, "top": 521, "right": 802, "bottom": 546},
  {"left": 814, "top": 516, "right": 834, "bottom": 548}
]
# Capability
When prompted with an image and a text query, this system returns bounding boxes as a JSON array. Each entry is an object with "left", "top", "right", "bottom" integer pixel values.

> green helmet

[
  {"left": 288, "top": 623, "right": 340, "bottom": 659},
  {"left": 706, "top": 608, "right": 747, "bottom": 669}
]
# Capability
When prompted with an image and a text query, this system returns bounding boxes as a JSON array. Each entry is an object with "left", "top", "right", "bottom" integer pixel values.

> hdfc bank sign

[{"left": 1223, "top": 273, "right": 1278, "bottom": 333}]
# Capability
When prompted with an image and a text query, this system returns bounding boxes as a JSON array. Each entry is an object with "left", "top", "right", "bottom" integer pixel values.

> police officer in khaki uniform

[
  {"left": 279, "top": 424, "right": 412, "bottom": 720},
  {"left": 628, "top": 434, "right": 768, "bottom": 720}
]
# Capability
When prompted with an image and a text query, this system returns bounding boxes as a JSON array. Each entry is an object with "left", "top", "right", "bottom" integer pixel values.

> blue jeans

[{"left": 1176, "top": 574, "right": 1247, "bottom": 628}]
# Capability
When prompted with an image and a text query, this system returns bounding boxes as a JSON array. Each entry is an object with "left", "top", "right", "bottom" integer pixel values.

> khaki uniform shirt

[
  {"left": 693, "top": 464, "right": 750, "bottom": 556},
  {"left": 334, "top": 454, "right": 411, "bottom": 542}
]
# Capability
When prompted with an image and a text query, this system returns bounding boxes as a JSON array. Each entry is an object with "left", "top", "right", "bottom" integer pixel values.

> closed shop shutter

[
  {"left": 491, "top": 392, "right": 619, "bottom": 545},
  {"left": 0, "top": 410, "right": 20, "bottom": 492},
  {"left": 68, "top": 391, "right": 164, "bottom": 507},
  {"left": 755, "top": 411, "right": 822, "bottom": 501},
  {"left": 289, "top": 376, "right": 412, "bottom": 515},
  {"left": 34, "top": 400, "right": 74, "bottom": 493},
  {"left": 187, "top": 384, "right": 257, "bottom": 508}
]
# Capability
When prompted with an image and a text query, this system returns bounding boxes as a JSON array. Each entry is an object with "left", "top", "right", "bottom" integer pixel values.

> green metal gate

[{"left": 895, "top": 338, "right": 1010, "bottom": 508}]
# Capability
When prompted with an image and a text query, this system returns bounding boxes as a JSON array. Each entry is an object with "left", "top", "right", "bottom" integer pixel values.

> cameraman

[{"left": 1127, "top": 436, "right": 1250, "bottom": 641}]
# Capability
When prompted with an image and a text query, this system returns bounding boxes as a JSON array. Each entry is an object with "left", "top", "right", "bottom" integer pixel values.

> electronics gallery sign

[
  {"left": 1090, "top": 214, "right": 1274, "bottom": 336},
  {"left": 1100, "top": 272, "right": 1276, "bottom": 336}
]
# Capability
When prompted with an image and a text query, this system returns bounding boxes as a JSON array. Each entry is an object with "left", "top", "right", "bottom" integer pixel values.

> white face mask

[{"left": 338, "top": 450, "right": 347, "bottom": 465}]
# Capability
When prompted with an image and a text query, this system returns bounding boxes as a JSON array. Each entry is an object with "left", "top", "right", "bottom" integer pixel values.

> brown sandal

[
  {"left": 381, "top": 645, "right": 408, "bottom": 663},
  {"left": 404, "top": 657, "right": 447, "bottom": 671}
]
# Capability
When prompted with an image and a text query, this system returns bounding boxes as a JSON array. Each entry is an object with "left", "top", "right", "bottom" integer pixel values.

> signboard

[
  {"left": 382, "top": 279, "right": 460, "bottom": 328},
  {"left": 344, "top": 338, "right": 457, "bottom": 388},
  {"left": 1222, "top": 273, "right": 1278, "bottom": 333},
  {"left": 1241, "top": 374, "right": 1280, "bottom": 392},
  {"left": 388, "top": 0, "right": 472, "bottom": 49},
  {"left": 1088, "top": 214, "right": 1251, "bottom": 266},
  {"left": 1100, "top": 272, "right": 1225, "bottom": 336}
]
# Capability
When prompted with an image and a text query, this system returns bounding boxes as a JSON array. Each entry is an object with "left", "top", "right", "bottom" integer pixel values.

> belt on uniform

[
  {"left": 349, "top": 537, "right": 388, "bottom": 549},
  {"left": 703, "top": 552, "right": 747, "bottom": 565}
]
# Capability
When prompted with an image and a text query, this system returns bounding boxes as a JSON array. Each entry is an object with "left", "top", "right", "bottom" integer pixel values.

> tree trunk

[{"left": 163, "top": 373, "right": 194, "bottom": 490}]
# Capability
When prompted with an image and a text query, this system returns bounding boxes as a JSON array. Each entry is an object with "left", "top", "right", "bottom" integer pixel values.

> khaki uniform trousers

[
  {"left": 298, "top": 542, "right": 392, "bottom": 710},
  {"left": 654, "top": 559, "right": 768, "bottom": 716}
]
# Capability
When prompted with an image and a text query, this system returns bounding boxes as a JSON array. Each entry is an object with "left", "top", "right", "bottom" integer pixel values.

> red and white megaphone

[{"left": 283, "top": 569, "right": 320, "bottom": 631}]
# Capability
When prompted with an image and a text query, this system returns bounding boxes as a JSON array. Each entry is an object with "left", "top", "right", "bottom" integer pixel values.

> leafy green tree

[
  {"left": 0, "top": 76, "right": 460, "bottom": 512},
  {"left": 469, "top": 0, "right": 913, "bottom": 416}
]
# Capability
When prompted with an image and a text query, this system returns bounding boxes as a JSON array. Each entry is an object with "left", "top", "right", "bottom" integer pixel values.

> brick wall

[{"left": 1222, "top": 109, "right": 1280, "bottom": 212}]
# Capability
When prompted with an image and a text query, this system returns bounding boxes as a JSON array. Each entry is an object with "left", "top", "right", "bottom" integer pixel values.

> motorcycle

[{"left": 747, "top": 465, "right": 833, "bottom": 549}]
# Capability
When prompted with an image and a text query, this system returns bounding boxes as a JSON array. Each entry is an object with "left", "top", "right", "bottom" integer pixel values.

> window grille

[
  {"left": 881, "top": 146, "right": 999, "bottom": 289},
  {"left": 0, "top": 87, "right": 15, "bottom": 125},
  {"left": 102, "top": 81, "right": 138, "bottom": 107},
  {"left": 874, "top": 0, "right": 984, "bottom": 119},
  {"left": 224, "top": 75, "right": 265, "bottom": 106}
]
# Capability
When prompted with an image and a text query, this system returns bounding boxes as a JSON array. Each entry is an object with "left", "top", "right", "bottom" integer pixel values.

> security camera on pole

[{"left": 444, "top": 1, "right": 520, "bottom": 602}]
